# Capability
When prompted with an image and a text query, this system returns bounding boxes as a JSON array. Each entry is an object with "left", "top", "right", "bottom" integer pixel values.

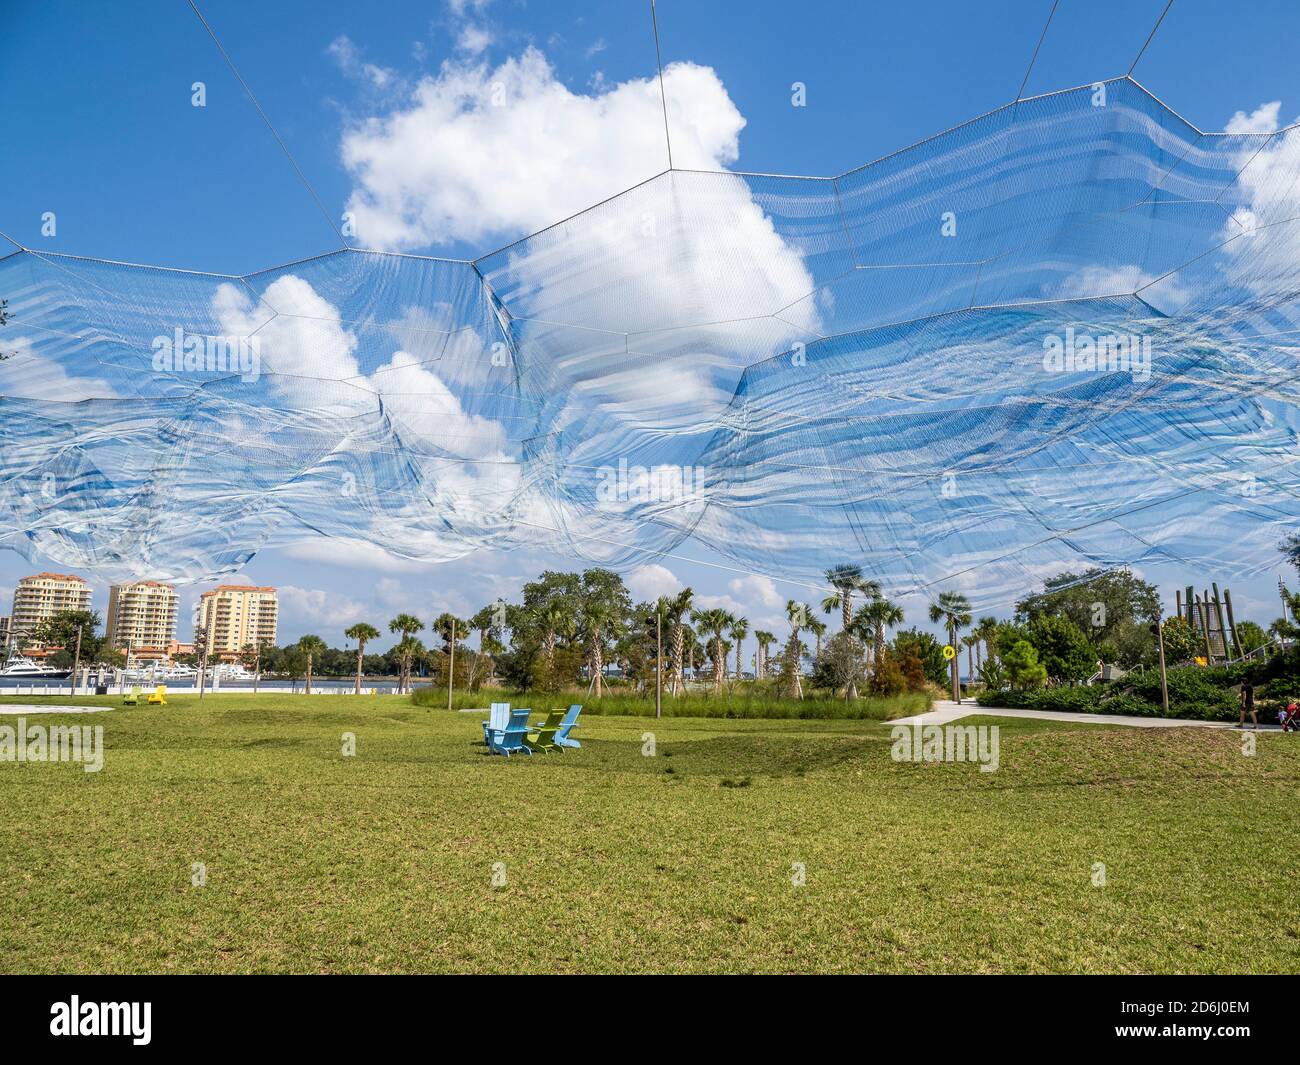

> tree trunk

[
  {"left": 841, "top": 596, "right": 851, "bottom": 633},
  {"left": 949, "top": 623, "right": 960, "bottom": 702},
  {"left": 306, "top": 653, "right": 313, "bottom": 696},
  {"left": 672, "top": 623, "right": 685, "bottom": 695},
  {"left": 355, "top": 643, "right": 364, "bottom": 695},
  {"left": 714, "top": 637, "right": 724, "bottom": 694},
  {"left": 735, "top": 640, "right": 743, "bottom": 682},
  {"left": 591, "top": 633, "right": 604, "bottom": 698},
  {"left": 786, "top": 635, "right": 803, "bottom": 699}
]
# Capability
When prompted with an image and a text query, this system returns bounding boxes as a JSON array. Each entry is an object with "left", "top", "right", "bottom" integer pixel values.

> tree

[
  {"left": 1002, "top": 639, "right": 1047, "bottom": 689},
  {"left": 782, "top": 600, "right": 810, "bottom": 699},
  {"left": 853, "top": 595, "right": 904, "bottom": 666},
  {"left": 1281, "top": 534, "right": 1300, "bottom": 574},
  {"left": 929, "top": 591, "right": 972, "bottom": 702},
  {"left": 0, "top": 298, "right": 14, "bottom": 360},
  {"left": 1160, "top": 615, "right": 1201, "bottom": 664},
  {"left": 344, "top": 622, "right": 379, "bottom": 695},
  {"left": 729, "top": 616, "right": 750, "bottom": 681},
  {"left": 1015, "top": 567, "right": 1159, "bottom": 645},
  {"left": 296, "top": 634, "right": 327, "bottom": 694},
  {"left": 814, "top": 630, "right": 867, "bottom": 698},
  {"left": 973, "top": 616, "right": 1000, "bottom": 668},
  {"left": 1027, "top": 614, "right": 1096, "bottom": 683},
  {"left": 806, "top": 616, "right": 825, "bottom": 663},
  {"left": 691, "top": 608, "right": 734, "bottom": 694},
  {"left": 891, "top": 627, "right": 949, "bottom": 688},
  {"left": 1236, "top": 620, "right": 1270, "bottom": 655},
  {"left": 388, "top": 614, "right": 424, "bottom": 693},
  {"left": 578, "top": 569, "right": 631, "bottom": 698},
  {"left": 822, "top": 564, "right": 880, "bottom": 633},
  {"left": 33, "top": 609, "right": 102, "bottom": 661},
  {"left": 663, "top": 587, "right": 694, "bottom": 695},
  {"left": 754, "top": 630, "right": 776, "bottom": 680}
]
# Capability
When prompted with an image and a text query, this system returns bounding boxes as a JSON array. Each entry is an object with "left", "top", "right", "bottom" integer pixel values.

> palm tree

[
  {"left": 663, "top": 587, "right": 694, "bottom": 695},
  {"left": 822, "top": 564, "right": 881, "bottom": 633},
  {"left": 692, "top": 608, "right": 735, "bottom": 693},
  {"left": 807, "top": 616, "right": 827, "bottom": 661},
  {"left": 974, "top": 616, "right": 1000, "bottom": 669},
  {"left": 929, "top": 591, "right": 973, "bottom": 703},
  {"left": 729, "top": 616, "right": 750, "bottom": 681},
  {"left": 296, "top": 634, "right": 327, "bottom": 695},
  {"left": 783, "top": 600, "right": 810, "bottom": 699},
  {"left": 534, "top": 603, "right": 572, "bottom": 678},
  {"left": 388, "top": 613, "right": 424, "bottom": 693},
  {"left": 754, "top": 630, "right": 776, "bottom": 679},
  {"left": 344, "top": 622, "right": 379, "bottom": 695},
  {"left": 853, "top": 595, "right": 905, "bottom": 666},
  {"left": 583, "top": 601, "right": 618, "bottom": 698},
  {"left": 962, "top": 633, "right": 980, "bottom": 690},
  {"left": 468, "top": 606, "right": 500, "bottom": 684}
]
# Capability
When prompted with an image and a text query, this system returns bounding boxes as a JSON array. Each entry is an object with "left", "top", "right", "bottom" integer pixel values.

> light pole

[
  {"left": 1153, "top": 611, "right": 1169, "bottom": 716},
  {"left": 655, "top": 608, "right": 663, "bottom": 720},
  {"left": 446, "top": 618, "right": 456, "bottom": 712},
  {"left": 72, "top": 625, "right": 83, "bottom": 697}
]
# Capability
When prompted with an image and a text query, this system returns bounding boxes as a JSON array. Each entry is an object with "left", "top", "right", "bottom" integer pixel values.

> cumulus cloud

[
  {"left": 1225, "top": 101, "right": 1282, "bottom": 135},
  {"left": 338, "top": 48, "right": 744, "bottom": 248},
  {"left": 0, "top": 337, "right": 119, "bottom": 401},
  {"left": 456, "top": 24, "right": 492, "bottom": 55},
  {"left": 279, "top": 584, "right": 371, "bottom": 628},
  {"left": 626, "top": 562, "right": 681, "bottom": 601}
]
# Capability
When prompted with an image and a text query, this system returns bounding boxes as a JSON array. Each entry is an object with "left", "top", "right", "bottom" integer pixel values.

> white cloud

[
  {"left": 1057, "top": 264, "right": 1164, "bottom": 299},
  {"left": 279, "top": 584, "right": 371, "bottom": 629},
  {"left": 456, "top": 24, "right": 492, "bottom": 55},
  {"left": 0, "top": 337, "right": 118, "bottom": 401},
  {"left": 585, "top": 39, "right": 608, "bottom": 59},
  {"left": 626, "top": 562, "right": 681, "bottom": 601},
  {"left": 728, "top": 573, "right": 783, "bottom": 609},
  {"left": 328, "top": 35, "right": 396, "bottom": 89},
  {"left": 338, "top": 48, "right": 745, "bottom": 248},
  {"left": 1225, "top": 101, "right": 1282, "bottom": 135}
]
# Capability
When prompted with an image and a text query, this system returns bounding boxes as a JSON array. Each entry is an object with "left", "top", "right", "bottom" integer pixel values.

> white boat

[{"left": 0, "top": 654, "right": 71, "bottom": 679}]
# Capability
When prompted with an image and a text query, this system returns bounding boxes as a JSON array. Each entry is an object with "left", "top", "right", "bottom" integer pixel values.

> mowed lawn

[{"left": 1, "top": 693, "right": 1298, "bottom": 974}]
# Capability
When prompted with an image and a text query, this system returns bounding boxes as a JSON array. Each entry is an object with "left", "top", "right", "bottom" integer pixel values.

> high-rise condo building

[{"left": 195, "top": 585, "right": 278, "bottom": 657}]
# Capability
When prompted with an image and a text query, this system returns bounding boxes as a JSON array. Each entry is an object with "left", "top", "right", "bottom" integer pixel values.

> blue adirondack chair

[
  {"left": 481, "top": 702, "right": 511, "bottom": 746},
  {"left": 553, "top": 704, "right": 583, "bottom": 749},
  {"left": 487, "top": 708, "right": 534, "bottom": 757}
]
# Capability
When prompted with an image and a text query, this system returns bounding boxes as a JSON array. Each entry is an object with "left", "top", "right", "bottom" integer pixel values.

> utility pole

[
  {"left": 253, "top": 641, "right": 262, "bottom": 696},
  {"left": 655, "top": 609, "right": 663, "bottom": 720},
  {"left": 72, "top": 625, "right": 83, "bottom": 697},
  {"left": 1154, "top": 610, "right": 1169, "bottom": 715},
  {"left": 447, "top": 618, "right": 456, "bottom": 712}
]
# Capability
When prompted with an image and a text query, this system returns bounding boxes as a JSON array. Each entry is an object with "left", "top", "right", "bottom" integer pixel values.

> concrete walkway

[
  {"left": 0, "top": 704, "right": 112, "bottom": 715},
  {"left": 893, "top": 699, "right": 1254, "bottom": 730}
]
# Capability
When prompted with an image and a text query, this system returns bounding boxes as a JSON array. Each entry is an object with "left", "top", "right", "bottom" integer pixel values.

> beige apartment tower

[
  {"left": 106, "top": 581, "right": 179, "bottom": 658},
  {"left": 10, "top": 573, "right": 93, "bottom": 646},
  {"left": 195, "top": 585, "right": 278, "bottom": 657}
]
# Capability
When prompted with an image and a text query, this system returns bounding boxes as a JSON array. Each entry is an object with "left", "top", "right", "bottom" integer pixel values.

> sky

[{"left": 2, "top": 0, "right": 1299, "bottom": 652}]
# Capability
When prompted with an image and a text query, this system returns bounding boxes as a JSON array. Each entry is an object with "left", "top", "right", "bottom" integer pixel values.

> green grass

[
  {"left": 2, "top": 692, "right": 1298, "bottom": 973},
  {"left": 412, "top": 684, "right": 930, "bottom": 719}
]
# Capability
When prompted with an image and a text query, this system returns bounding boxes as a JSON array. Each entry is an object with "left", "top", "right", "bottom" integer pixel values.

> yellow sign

[{"left": 942, "top": 644, "right": 956, "bottom": 660}]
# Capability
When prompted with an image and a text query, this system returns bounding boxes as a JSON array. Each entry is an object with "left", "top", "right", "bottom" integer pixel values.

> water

[{"left": 0, "top": 677, "right": 426, "bottom": 695}]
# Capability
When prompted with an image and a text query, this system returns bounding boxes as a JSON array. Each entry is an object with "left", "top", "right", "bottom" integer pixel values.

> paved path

[
  {"left": 0, "top": 704, "right": 112, "bottom": 715},
  {"left": 893, "top": 700, "right": 1255, "bottom": 730}
]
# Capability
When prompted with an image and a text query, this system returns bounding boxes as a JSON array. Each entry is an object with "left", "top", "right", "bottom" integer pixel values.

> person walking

[{"left": 1239, "top": 678, "right": 1258, "bottom": 729}]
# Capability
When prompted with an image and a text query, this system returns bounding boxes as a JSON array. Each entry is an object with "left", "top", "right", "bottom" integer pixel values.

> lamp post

[
  {"left": 655, "top": 608, "right": 663, "bottom": 720},
  {"left": 1153, "top": 611, "right": 1169, "bottom": 716},
  {"left": 446, "top": 618, "right": 456, "bottom": 713}
]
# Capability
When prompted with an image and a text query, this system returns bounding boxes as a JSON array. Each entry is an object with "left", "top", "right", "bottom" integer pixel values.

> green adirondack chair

[
  {"left": 122, "top": 686, "right": 141, "bottom": 706},
  {"left": 525, "top": 710, "right": 566, "bottom": 753}
]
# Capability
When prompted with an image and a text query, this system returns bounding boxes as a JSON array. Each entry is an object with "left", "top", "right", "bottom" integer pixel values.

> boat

[{"left": 0, "top": 654, "right": 72, "bottom": 679}]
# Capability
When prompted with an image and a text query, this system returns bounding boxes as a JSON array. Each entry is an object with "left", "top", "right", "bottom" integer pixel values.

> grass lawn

[{"left": 1, "top": 692, "right": 1298, "bottom": 974}]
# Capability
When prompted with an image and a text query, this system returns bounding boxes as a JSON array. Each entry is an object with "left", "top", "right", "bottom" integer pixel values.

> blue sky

[{"left": 3, "top": 0, "right": 1299, "bottom": 649}]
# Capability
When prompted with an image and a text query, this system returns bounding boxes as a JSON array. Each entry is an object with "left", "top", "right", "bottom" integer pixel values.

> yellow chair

[
  {"left": 147, "top": 685, "right": 167, "bottom": 706},
  {"left": 122, "top": 686, "right": 140, "bottom": 706}
]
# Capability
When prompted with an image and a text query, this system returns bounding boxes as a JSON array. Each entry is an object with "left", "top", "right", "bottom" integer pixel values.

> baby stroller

[{"left": 1279, "top": 702, "right": 1300, "bottom": 732}]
